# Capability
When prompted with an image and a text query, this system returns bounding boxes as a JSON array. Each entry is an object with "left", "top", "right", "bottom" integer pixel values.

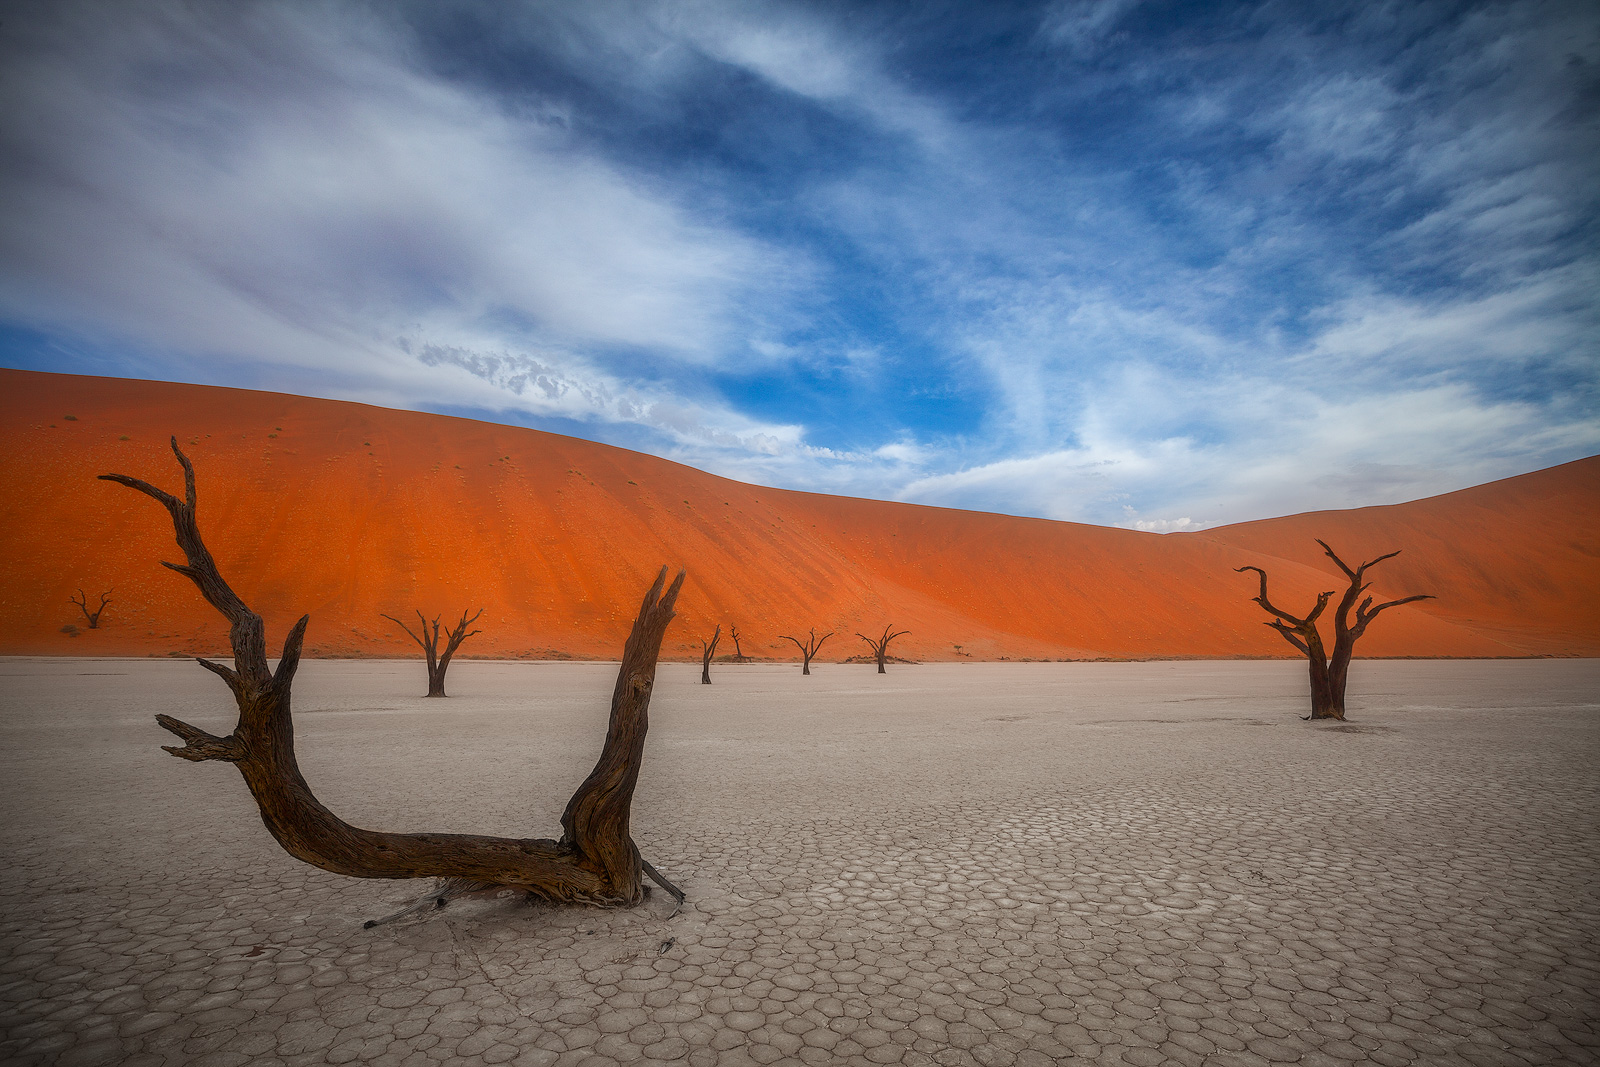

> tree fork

[
  {"left": 102, "top": 438, "right": 686, "bottom": 917},
  {"left": 1238, "top": 543, "right": 1433, "bottom": 721},
  {"left": 700, "top": 625, "right": 721, "bottom": 685},
  {"left": 382, "top": 608, "right": 483, "bottom": 697},
  {"left": 779, "top": 628, "right": 833, "bottom": 675},
  {"left": 857, "top": 624, "right": 909, "bottom": 674},
  {"left": 71, "top": 588, "right": 113, "bottom": 629}
]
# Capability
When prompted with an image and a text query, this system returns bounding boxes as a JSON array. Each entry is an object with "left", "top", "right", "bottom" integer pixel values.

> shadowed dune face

[{"left": 2, "top": 369, "right": 1595, "bottom": 661}]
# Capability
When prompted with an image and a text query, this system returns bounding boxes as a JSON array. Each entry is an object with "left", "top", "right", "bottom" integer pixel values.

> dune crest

[{"left": 3, "top": 370, "right": 1594, "bottom": 660}]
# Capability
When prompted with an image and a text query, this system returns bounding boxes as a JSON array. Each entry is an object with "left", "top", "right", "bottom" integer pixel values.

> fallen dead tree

[{"left": 102, "top": 438, "right": 685, "bottom": 924}]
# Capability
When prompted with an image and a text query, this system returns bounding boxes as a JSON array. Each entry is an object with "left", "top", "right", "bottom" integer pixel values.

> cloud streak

[{"left": 0, "top": 0, "right": 1594, "bottom": 525}]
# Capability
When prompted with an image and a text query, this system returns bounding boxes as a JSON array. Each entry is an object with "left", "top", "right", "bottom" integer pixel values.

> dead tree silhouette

[
  {"left": 1238, "top": 540, "right": 1433, "bottom": 720},
  {"left": 728, "top": 625, "right": 750, "bottom": 662},
  {"left": 700, "top": 624, "right": 721, "bottom": 685},
  {"left": 857, "top": 625, "right": 910, "bottom": 674},
  {"left": 70, "top": 588, "right": 112, "bottom": 629},
  {"left": 779, "top": 629, "right": 833, "bottom": 675},
  {"left": 101, "top": 437, "right": 687, "bottom": 924},
  {"left": 381, "top": 609, "right": 483, "bottom": 697}
]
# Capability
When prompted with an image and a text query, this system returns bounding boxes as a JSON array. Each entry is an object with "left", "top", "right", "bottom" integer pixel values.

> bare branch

[
  {"left": 97, "top": 473, "right": 181, "bottom": 514},
  {"left": 102, "top": 438, "right": 270, "bottom": 683},
  {"left": 1370, "top": 593, "right": 1434, "bottom": 614},
  {"left": 1354, "top": 593, "right": 1436, "bottom": 635},
  {"left": 156, "top": 714, "right": 243, "bottom": 762},
  {"left": 1266, "top": 621, "right": 1311, "bottom": 655},
  {"left": 380, "top": 613, "right": 429, "bottom": 652},
  {"left": 1357, "top": 549, "right": 1403, "bottom": 574},
  {"left": 1303, "top": 589, "right": 1336, "bottom": 622},
  {"left": 1234, "top": 565, "right": 1319, "bottom": 625},
  {"left": 195, "top": 657, "right": 245, "bottom": 700},
  {"left": 1316, "top": 539, "right": 1358, "bottom": 580},
  {"left": 273, "top": 615, "right": 311, "bottom": 692}
]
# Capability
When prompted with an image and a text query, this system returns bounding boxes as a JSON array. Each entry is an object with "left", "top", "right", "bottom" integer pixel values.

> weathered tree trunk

[
  {"left": 1238, "top": 545, "right": 1432, "bottom": 721},
  {"left": 382, "top": 609, "right": 483, "bottom": 696},
  {"left": 700, "top": 625, "right": 721, "bottom": 685},
  {"left": 102, "top": 438, "right": 686, "bottom": 920},
  {"left": 779, "top": 628, "right": 833, "bottom": 675},
  {"left": 70, "top": 588, "right": 112, "bottom": 629},
  {"left": 857, "top": 625, "right": 909, "bottom": 674}
]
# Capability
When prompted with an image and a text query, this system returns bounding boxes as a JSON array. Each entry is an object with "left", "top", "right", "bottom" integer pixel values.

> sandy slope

[{"left": 1, "top": 369, "right": 1594, "bottom": 659}]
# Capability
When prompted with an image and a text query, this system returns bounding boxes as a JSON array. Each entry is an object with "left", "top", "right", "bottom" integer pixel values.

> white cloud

[
  {"left": 666, "top": 0, "right": 954, "bottom": 151},
  {"left": 0, "top": 0, "right": 1592, "bottom": 531},
  {"left": 0, "top": 0, "right": 792, "bottom": 410}
]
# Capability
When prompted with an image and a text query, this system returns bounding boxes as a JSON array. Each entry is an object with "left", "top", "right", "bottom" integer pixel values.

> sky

[{"left": 1, "top": 0, "right": 1595, "bottom": 530}]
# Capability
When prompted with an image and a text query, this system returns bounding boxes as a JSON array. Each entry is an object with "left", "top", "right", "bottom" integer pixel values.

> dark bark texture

[
  {"left": 381, "top": 609, "right": 483, "bottom": 696},
  {"left": 700, "top": 625, "right": 721, "bottom": 685},
  {"left": 778, "top": 628, "right": 833, "bottom": 675},
  {"left": 857, "top": 625, "right": 909, "bottom": 674},
  {"left": 71, "top": 588, "right": 112, "bottom": 629},
  {"left": 101, "top": 438, "right": 686, "bottom": 919},
  {"left": 1238, "top": 541, "right": 1433, "bottom": 720}
]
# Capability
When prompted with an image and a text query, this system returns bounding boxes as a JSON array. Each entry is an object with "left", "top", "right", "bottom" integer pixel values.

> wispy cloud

[{"left": 0, "top": 0, "right": 1593, "bottom": 525}]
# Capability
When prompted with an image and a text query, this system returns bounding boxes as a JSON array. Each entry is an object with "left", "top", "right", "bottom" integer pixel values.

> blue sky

[{"left": 1, "top": 0, "right": 1595, "bottom": 529}]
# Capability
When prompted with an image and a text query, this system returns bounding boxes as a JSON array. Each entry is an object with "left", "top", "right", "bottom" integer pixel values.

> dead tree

[
  {"left": 381, "top": 608, "right": 483, "bottom": 697},
  {"left": 778, "top": 629, "right": 833, "bottom": 675},
  {"left": 728, "top": 625, "right": 749, "bottom": 662},
  {"left": 70, "top": 588, "right": 112, "bottom": 629},
  {"left": 857, "top": 624, "right": 909, "bottom": 674},
  {"left": 700, "top": 625, "right": 721, "bottom": 685},
  {"left": 1236, "top": 567, "right": 1336, "bottom": 719},
  {"left": 101, "top": 437, "right": 686, "bottom": 922},
  {"left": 1318, "top": 540, "right": 1435, "bottom": 716},
  {"left": 1238, "top": 540, "right": 1433, "bottom": 720}
]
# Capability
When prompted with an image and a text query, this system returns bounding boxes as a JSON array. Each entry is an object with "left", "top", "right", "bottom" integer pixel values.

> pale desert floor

[{"left": 1, "top": 658, "right": 1597, "bottom": 1067}]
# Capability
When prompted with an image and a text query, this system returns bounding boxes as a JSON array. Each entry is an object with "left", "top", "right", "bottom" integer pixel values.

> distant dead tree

[
  {"left": 700, "top": 625, "right": 721, "bottom": 685},
  {"left": 728, "top": 625, "right": 750, "bottom": 662},
  {"left": 101, "top": 438, "right": 686, "bottom": 923},
  {"left": 1238, "top": 540, "right": 1433, "bottom": 721},
  {"left": 381, "top": 609, "right": 484, "bottom": 697},
  {"left": 779, "top": 629, "right": 833, "bottom": 675},
  {"left": 70, "top": 588, "right": 112, "bottom": 629},
  {"left": 857, "top": 624, "right": 910, "bottom": 674}
]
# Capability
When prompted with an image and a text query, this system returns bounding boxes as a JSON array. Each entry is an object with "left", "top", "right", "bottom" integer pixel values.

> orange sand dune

[{"left": 2, "top": 370, "right": 1594, "bottom": 661}]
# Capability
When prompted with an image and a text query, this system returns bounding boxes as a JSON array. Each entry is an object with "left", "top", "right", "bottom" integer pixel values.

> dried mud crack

[{"left": 1, "top": 658, "right": 1596, "bottom": 1066}]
